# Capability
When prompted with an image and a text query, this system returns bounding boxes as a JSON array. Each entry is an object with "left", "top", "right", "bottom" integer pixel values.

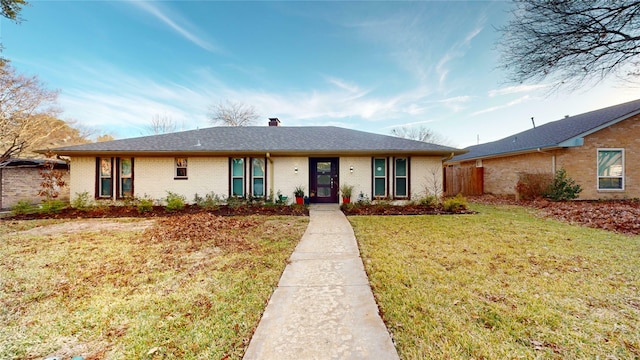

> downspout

[
  {"left": 537, "top": 148, "right": 556, "bottom": 173},
  {"left": 266, "top": 152, "right": 274, "bottom": 199}
]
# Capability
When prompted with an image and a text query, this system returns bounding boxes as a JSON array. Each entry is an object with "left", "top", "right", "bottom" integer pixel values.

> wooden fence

[{"left": 444, "top": 166, "right": 484, "bottom": 196}]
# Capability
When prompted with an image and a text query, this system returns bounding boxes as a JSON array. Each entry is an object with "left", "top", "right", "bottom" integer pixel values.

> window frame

[
  {"left": 175, "top": 157, "right": 188, "bottom": 179},
  {"left": 597, "top": 148, "right": 624, "bottom": 191},
  {"left": 117, "top": 157, "right": 134, "bottom": 199},
  {"left": 96, "top": 157, "right": 113, "bottom": 198},
  {"left": 230, "top": 157, "right": 246, "bottom": 197},
  {"left": 393, "top": 157, "right": 410, "bottom": 199},
  {"left": 250, "top": 157, "right": 267, "bottom": 198},
  {"left": 372, "top": 157, "right": 388, "bottom": 198}
]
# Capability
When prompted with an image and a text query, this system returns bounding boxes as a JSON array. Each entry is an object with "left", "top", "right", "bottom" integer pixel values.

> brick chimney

[{"left": 268, "top": 118, "right": 281, "bottom": 126}]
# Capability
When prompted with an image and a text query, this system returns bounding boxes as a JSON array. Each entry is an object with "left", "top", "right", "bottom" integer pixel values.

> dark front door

[{"left": 309, "top": 158, "right": 339, "bottom": 203}]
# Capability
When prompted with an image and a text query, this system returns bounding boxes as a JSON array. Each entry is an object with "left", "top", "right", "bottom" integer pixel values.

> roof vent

[{"left": 268, "top": 118, "right": 281, "bottom": 127}]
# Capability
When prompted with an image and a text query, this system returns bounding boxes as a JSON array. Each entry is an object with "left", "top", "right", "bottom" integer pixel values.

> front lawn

[
  {"left": 349, "top": 204, "right": 640, "bottom": 359},
  {"left": 0, "top": 214, "right": 308, "bottom": 359}
]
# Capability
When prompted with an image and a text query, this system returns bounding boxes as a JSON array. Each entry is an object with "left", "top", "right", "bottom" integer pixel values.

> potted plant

[
  {"left": 293, "top": 186, "right": 305, "bottom": 205},
  {"left": 340, "top": 184, "right": 354, "bottom": 204}
]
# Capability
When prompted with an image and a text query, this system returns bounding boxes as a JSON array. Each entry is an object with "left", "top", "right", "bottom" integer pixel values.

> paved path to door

[{"left": 243, "top": 204, "right": 399, "bottom": 360}]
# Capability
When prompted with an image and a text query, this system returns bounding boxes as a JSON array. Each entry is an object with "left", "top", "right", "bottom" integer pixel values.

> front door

[{"left": 309, "top": 158, "right": 339, "bottom": 203}]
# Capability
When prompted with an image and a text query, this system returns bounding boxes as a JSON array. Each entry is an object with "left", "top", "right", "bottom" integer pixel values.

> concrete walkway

[{"left": 243, "top": 205, "right": 399, "bottom": 360}]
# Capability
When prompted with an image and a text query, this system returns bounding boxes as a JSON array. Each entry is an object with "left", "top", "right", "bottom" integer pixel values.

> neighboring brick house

[
  {"left": 446, "top": 98, "right": 640, "bottom": 200},
  {"left": 45, "top": 119, "right": 465, "bottom": 205},
  {"left": 0, "top": 158, "right": 70, "bottom": 209}
]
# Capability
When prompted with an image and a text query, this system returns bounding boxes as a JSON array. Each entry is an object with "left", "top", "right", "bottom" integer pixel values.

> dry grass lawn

[
  {"left": 349, "top": 204, "right": 640, "bottom": 359},
  {"left": 0, "top": 215, "right": 308, "bottom": 359}
]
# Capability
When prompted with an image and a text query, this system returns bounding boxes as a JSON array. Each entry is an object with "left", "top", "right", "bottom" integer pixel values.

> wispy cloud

[
  {"left": 471, "top": 95, "right": 531, "bottom": 116},
  {"left": 488, "top": 84, "right": 548, "bottom": 97},
  {"left": 56, "top": 60, "right": 444, "bottom": 137},
  {"left": 435, "top": 22, "right": 484, "bottom": 88},
  {"left": 128, "top": 1, "right": 224, "bottom": 54}
]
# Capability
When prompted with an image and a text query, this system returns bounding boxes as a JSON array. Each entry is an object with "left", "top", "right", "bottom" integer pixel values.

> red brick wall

[{"left": 459, "top": 113, "right": 640, "bottom": 200}]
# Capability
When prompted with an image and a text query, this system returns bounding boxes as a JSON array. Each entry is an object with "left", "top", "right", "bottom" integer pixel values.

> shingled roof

[
  {"left": 452, "top": 98, "right": 640, "bottom": 162},
  {"left": 49, "top": 126, "right": 465, "bottom": 157}
]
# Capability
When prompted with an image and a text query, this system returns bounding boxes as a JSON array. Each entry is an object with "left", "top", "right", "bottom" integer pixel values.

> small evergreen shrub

[
  {"left": 137, "top": 197, "right": 154, "bottom": 213},
  {"left": 165, "top": 192, "right": 186, "bottom": 212},
  {"left": 71, "top": 191, "right": 93, "bottom": 209},
  {"left": 545, "top": 168, "right": 582, "bottom": 201},
  {"left": 419, "top": 195, "right": 439, "bottom": 208},
  {"left": 40, "top": 199, "right": 67, "bottom": 213},
  {"left": 12, "top": 200, "right": 36, "bottom": 215},
  {"left": 443, "top": 194, "right": 468, "bottom": 212},
  {"left": 227, "top": 196, "right": 247, "bottom": 209},
  {"left": 194, "top": 192, "right": 222, "bottom": 209}
]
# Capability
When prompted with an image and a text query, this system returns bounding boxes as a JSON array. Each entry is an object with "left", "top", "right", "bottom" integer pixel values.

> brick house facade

[
  {"left": 47, "top": 121, "right": 464, "bottom": 205},
  {"left": 447, "top": 99, "right": 640, "bottom": 200}
]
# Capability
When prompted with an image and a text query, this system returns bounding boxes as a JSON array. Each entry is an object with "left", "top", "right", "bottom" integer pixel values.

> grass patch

[
  {"left": 0, "top": 216, "right": 307, "bottom": 359},
  {"left": 349, "top": 204, "right": 640, "bottom": 359}
]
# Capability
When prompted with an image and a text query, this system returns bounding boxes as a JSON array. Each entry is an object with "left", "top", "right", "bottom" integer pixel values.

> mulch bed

[
  {"left": 5, "top": 196, "right": 640, "bottom": 235},
  {"left": 3, "top": 204, "right": 309, "bottom": 221},
  {"left": 340, "top": 203, "right": 474, "bottom": 216}
]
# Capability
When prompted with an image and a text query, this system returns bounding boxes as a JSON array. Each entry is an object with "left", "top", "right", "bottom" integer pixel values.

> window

[
  {"left": 373, "top": 158, "right": 386, "bottom": 197},
  {"left": 98, "top": 157, "right": 113, "bottom": 197},
  {"left": 119, "top": 158, "right": 133, "bottom": 198},
  {"left": 394, "top": 157, "right": 408, "bottom": 198},
  {"left": 598, "top": 149, "right": 624, "bottom": 190},
  {"left": 251, "top": 158, "right": 265, "bottom": 197},
  {"left": 231, "top": 158, "right": 245, "bottom": 197},
  {"left": 175, "top": 158, "right": 188, "bottom": 178}
]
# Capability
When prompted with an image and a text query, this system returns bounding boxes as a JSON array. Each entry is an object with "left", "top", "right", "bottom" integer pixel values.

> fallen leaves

[
  {"left": 470, "top": 195, "right": 640, "bottom": 235},
  {"left": 142, "top": 213, "right": 261, "bottom": 252}
]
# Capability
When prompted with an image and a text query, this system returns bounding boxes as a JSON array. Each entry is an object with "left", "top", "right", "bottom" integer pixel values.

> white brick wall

[
  {"left": 339, "top": 157, "right": 372, "bottom": 202},
  {"left": 411, "top": 156, "right": 444, "bottom": 199},
  {"left": 68, "top": 155, "right": 445, "bottom": 204},
  {"left": 135, "top": 157, "right": 228, "bottom": 202},
  {"left": 70, "top": 157, "right": 96, "bottom": 202},
  {"left": 271, "top": 157, "right": 308, "bottom": 201}
]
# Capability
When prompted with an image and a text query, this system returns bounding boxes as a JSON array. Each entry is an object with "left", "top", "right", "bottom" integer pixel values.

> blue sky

[{"left": 3, "top": 1, "right": 638, "bottom": 148}]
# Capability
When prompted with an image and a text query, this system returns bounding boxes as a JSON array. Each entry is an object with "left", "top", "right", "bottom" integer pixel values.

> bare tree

[
  {"left": 96, "top": 134, "right": 115, "bottom": 142},
  {"left": 147, "top": 113, "right": 177, "bottom": 135},
  {"left": 497, "top": 1, "right": 640, "bottom": 89},
  {"left": 208, "top": 100, "right": 259, "bottom": 127},
  {"left": 28, "top": 116, "right": 91, "bottom": 155},
  {"left": 0, "top": 63, "right": 60, "bottom": 166},
  {"left": 390, "top": 126, "right": 449, "bottom": 145},
  {"left": 1, "top": 0, "right": 27, "bottom": 22}
]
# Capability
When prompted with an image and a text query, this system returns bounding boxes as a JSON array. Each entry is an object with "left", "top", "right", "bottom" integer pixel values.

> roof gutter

[{"left": 447, "top": 145, "right": 561, "bottom": 164}]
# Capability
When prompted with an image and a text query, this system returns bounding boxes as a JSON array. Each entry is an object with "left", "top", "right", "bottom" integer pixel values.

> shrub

[
  {"left": 165, "top": 191, "right": 186, "bottom": 212},
  {"left": 40, "top": 199, "right": 67, "bottom": 213},
  {"left": 12, "top": 200, "right": 36, "bottom": 215},
  {"left": 356, "top": 191, "right": 371, "bottom": 205},
  {"left": 226, "top": 196, "right": 247, "bottom": 209},
  {"left": 515, "top": 172, "right": 553, "bottom": 200},
  {"left": 37, "top": 151, "right": 67, "bottom": 202},
  {"left": 443, "top": 194, "right": 468, "bottom": 212},
  {"left": 137, "top": 197, "right": 154, "bottom": 213},
  {"left": 545, "top": 168, "right": 582, "bottom": 201},
  {"left": 418, "top": 195, "right": 439, "bottom": 208},
  {"left": 71, "top": 191, "right": 93, "bottom": 209},
  {"left": 194, "top": 192, "right": 222, "bottom": 209}
]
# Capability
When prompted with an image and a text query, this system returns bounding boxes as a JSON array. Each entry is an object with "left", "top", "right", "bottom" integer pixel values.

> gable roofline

[
  {"left": 557, "top": 107, "right": 640, "bottom": 147},
  {"left": 450, "top": 98, "right": 640, "bottom": 163},
  {"left": 40, "top": 125, "right": 467, "bottom": 157}
]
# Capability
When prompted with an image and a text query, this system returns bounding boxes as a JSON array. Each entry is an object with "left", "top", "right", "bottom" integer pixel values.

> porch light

[
  {"left": 294, "top": 167, "right": 298, "bottom": 174},
  {"left": 350, "top": 166, "right": 354, "bottom": 173}
]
